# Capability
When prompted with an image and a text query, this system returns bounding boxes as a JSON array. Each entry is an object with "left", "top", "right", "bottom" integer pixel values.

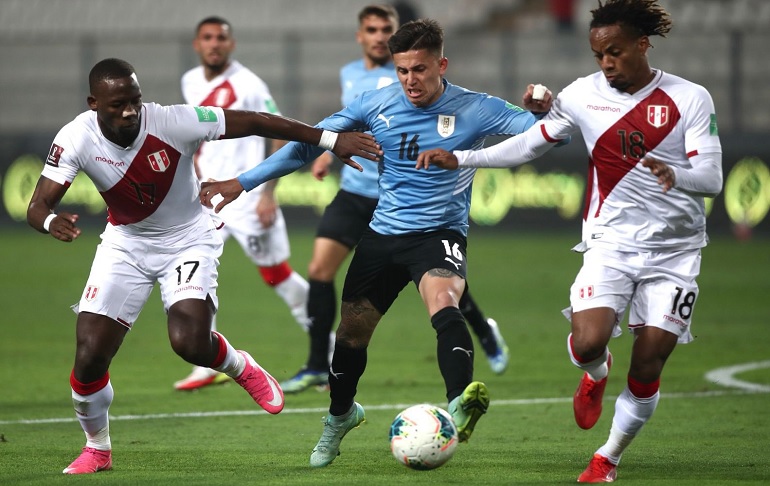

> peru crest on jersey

[
  {"left": 647, "top": 105, "right": 669, "bottom": 128},
  {"left": 147, "top": 149, "right": 171, "bottom": 172}
]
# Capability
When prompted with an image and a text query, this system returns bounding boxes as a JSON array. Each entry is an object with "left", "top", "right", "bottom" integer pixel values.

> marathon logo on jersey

[
  {"left": 437, "top": 115, "right": 455, "bottom": 138},
  {"left": 46, "top": 144, "right": 64, "bottom": 167},
  {"left": 147, "top": 150, "right": 171, "bottom": 172},
  {"left": 84, "top": 285, "right": 99, "bottom": 302},
  {"left": 578, "top": 285, "right": 594, "bottom": 300},
  {"left": 663, "top": 313, "right": 688, "bottom": 329},
  {"left": 95, "top": 156, "right": 125, "bottom": 167},
  {"left": 194, "top": 106, "right": 218, "bottom": 122},
  {"left": 647, "top": 105, "right": 669, "bottom": 128}
]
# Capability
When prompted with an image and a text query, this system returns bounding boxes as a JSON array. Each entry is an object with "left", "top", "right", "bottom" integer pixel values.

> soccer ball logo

[{"left": 389, "top": 404, "right": 458, "bottom": 470}]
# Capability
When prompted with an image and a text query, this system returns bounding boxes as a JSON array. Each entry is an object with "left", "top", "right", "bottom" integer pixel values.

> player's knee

[
  {"left": 336, "top": 325, "right": 372, "bottom": 348},
  {"left": 628, "top": 356, "right": 666, "bottom": 383},
  {"left": 427, "top": 287, "right": 462, "bottom": 313},
  {"left": 73, "top": 347, "right": 112, "bottom": 380},
  {"left": 307, "top": 258, "right": 337, "bottom": 281},
  {"left": 168, "top": 313, "right": 213, "bottom": 362},
  {"left": 169, "top": 332, "right": 210, "bottom": 363},
  {"left": 568, "top": 332, "right": 605, "bottom": 362}
]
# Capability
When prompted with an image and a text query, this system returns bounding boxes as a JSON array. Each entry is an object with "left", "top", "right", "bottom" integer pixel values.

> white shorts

[
  {"left": 563, "top": 246, "right": 702, "bottom": 344},
  {"left": 216, "top": 200, "right": 291, "bottom": 267},
  {"left": 74, "top": 221, "right": 223, "bottom": 329}
]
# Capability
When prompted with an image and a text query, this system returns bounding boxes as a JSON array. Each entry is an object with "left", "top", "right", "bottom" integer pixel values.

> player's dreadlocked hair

[
  {"left": 590, "top": 0, "right": 672, "bottom": 39},
  {"left": 89, "top": 58, "right": 136, "bottom": 92}
]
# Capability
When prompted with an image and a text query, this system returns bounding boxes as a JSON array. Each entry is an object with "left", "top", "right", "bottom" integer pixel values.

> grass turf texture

[{"left": 1, "top": 227, "right": 768, "bottom": 485}]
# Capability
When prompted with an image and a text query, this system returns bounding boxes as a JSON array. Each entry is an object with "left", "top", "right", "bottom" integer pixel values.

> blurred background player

[
  {"left": 280, "top": 4, "right": 510, "bottom": 395},
  {"left": 417, "top": 0, "right": 723, "bottom": 481},
  {"left": 174, "top": 16, "right": 312, "bottom": 390}
]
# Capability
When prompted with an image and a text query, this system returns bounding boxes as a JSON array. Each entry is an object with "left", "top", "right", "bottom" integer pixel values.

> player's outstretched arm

[
  {"left": 330, "top": 132, "right": 382, "bottom": 171},
  {"left": 200, "top": 178, "right": 244, "bottom": 213},
  {"left": 27, "top": 177, "right": 82, "bottom": 242},
  {"left": 415, "top": 149, "right": 459, "bottom": 170},
  {"left": 221, "top": 110, "right": 380, "bottom": 163}
]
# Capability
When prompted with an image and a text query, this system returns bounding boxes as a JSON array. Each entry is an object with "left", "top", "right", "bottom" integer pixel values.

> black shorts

[
  {"left": 342, "top": 228, "right": 468, "bottom": 315},
  {"left": 316, "top": 189, "right": 379, "bottom": 249}
]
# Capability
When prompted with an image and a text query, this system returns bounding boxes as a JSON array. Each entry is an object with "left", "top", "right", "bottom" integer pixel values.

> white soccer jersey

[
  {"left": 461, "top": 70, "right": 722, "bottom": 251},
  {"left": 181, "top": 60, "right": 280, "bottom": 213},
  {"left": 42, "top": 103, "right": 226, "bottom": 237},
  {"left": 543, "top": 70, "right": 721, "bottom": 251}
]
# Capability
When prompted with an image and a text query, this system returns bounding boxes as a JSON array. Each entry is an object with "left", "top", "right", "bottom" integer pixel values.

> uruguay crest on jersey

[{"left": 437, "top": 115, "right": 455, "bottom": 137}]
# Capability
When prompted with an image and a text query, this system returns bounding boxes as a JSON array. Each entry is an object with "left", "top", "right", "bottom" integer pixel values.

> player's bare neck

[
  {"left": 626, "top": 68, "right": 656, "bottom": 95},
  {"left": 110, "top": 132, "right": 136, "bottom": 149},
  {"left": 99, "top": 121, "right": 137, "bottom": 149}
]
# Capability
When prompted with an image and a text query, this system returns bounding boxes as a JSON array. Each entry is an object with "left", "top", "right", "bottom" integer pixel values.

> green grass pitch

[{"left": 0, "top": 227, "right": 768, "bottom": 485}]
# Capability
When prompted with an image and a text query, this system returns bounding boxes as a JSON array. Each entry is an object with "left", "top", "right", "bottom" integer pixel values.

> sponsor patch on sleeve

[
  {"left": 194, "top": 106, "right": 218, "bottom": 123},
  {"left": 709, "top": 113, "right": 718, "bottom": 136},
  {"left": 46, "top": 143, "right": 64, "bottom": 167}
]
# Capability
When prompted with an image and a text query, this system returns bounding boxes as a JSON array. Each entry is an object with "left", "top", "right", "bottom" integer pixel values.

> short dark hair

[
  {"left": 590, "top": 0, "right": 672, "bottom": 38},
  {"left": 89, "top": 58, "right": 136, "bottom": 92},
  {"left": 196, "top": 16, "right": 232, "bottom": 35},
  {"left": 358, "top": 4, "right": 399, "bottom": 27},
  {"left": 387, "top": 18, "right": 443, "bottom": 58}
]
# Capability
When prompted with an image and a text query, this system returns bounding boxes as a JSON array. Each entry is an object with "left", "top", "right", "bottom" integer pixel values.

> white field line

[
  {"left": 2, "top": 361, "right": 768, "bottom": 426},
  {"left": 704, "top": 359, "right": 770, "bottom": 392}
]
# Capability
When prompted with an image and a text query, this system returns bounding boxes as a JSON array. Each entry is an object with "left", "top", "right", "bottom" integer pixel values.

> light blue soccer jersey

[
  {"left": 238, "top": 79, "right": 537, "bottom": 236},
  {"left": 338, "top": 59, "right": 396, "bottom": 199}
]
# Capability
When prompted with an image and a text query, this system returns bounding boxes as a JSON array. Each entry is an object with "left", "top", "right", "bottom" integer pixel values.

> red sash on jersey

[
  {"left": 101, "top": 135, "right": 182, "bottom": 225},
  {"left": 585, "top": 88, "right": 681, "bottom": 220}
]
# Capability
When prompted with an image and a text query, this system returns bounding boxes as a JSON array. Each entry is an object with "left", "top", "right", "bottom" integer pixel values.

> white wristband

[
  {"left": 43, "top": 213, "right": 57, "bottom": 232},
  {"left": 318, "top": 130, "right": 338, "bottom": 151}
]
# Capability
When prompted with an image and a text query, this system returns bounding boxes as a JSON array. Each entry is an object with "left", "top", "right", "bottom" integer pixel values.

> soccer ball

[{"left": 389, "top": 403, "right": 458, "bottom": 470}]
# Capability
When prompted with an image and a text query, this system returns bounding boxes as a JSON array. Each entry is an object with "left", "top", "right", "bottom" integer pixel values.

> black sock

[
  {"left": 432, "top": 306, "right": 474, "bottom": 402},
  {"left": 307, "top": 279, "right": 336, "bottom": 371},
  {"left": 329, "top": 342, "right": 367, "bottom": 416},
  {"left": 459, "top": 287, "right": 497, "bottom": 356}
]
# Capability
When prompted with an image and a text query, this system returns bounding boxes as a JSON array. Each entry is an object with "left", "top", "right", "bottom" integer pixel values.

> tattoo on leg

[{"left": 339, "top": 299, "right": 381, "bottom": 346}]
